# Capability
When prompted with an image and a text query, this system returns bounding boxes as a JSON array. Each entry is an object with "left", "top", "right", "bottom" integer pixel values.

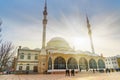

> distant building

[
  {"left": 15, "top": 47, "right": 39, "bottom": 73},
  {"left": 105, "top": 57, "right": 119, "bottom": 69}
]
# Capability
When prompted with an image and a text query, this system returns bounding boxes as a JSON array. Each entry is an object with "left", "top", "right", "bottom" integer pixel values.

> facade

[
  {"left": 15, "top": 37, "right": 106, "bottom": 73},
  {"left": 15, "top": 47, "right": 40, "bottom": 73},
  {"left": 105, "top": 57, "right": 119, "bottom": 69}
]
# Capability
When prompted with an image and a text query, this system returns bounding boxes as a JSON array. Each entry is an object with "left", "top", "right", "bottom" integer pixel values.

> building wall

[
  {"left": 16, "top": 63, "right": 38, "bottom": 70},
  {"left": 16, "top": 49, "right": 40, "bottom": 72},
  {"left": 105, "top": 57, "right": 119, "bottom": 69},
  {"left": 47, "top": 52, "right": 105, "bottom": 71},
  {"left": 16, "top": 48, "right": 106, "bottom": 73},
  {"left": 117, "top": 58, "right": 120, "bottom": 68}
]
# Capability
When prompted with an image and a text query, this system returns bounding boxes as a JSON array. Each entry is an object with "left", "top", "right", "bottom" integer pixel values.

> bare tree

[
  {"left": 0, "top": 19, "right": 15, "bottom": 72},
  {"left": 0, "top": 42, "right": 15, "bottom": 71}
]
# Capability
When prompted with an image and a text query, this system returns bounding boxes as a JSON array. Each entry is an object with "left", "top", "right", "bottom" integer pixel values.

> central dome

[{"left": 46, "top": 37, "right": 71, "bottom": 50}]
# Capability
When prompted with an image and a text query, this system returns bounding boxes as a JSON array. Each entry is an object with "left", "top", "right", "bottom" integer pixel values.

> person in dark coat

[
  {"left": 66, "top": 69, "right": 67, "bottom": 76},
  {"left": 66, "top": 69, "right": 68, "bottom": 76},
  {"left": 93, "top": 69, "right": 95, "bottom": 73},
  {"left": 71, "top": 69, "right": 75, "bottom": 76},
  {"left": 109, "top": 69, "right": 110, "bottom": 73},
  {"left": 68, "top": 69, "right": 70, "bottom": 76},
  {"left": 73, "top": 69, "right": 75, "bottom": 76}
]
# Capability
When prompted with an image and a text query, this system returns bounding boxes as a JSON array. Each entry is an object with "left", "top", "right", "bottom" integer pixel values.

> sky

[{"left": 0, "top": 0, "right": 120, "bottom": 57}]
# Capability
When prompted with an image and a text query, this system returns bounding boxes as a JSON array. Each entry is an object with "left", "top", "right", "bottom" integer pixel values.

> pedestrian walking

[
  {"left": 93, "top": 69, "right": 95, "bottom": 73},
  {"left": 73, "top": 69, "right": 75, "bottom": 76},
  {"left": 68, "top": 69, "right": 70, "bottom": 76},
  {"left": 65, "top": 69, "right": 69, "bottom": 76}
]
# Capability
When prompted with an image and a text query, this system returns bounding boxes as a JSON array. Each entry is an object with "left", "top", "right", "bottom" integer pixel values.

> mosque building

[{"left": 15, "top": 0, "right": 105, "bottom": 74}]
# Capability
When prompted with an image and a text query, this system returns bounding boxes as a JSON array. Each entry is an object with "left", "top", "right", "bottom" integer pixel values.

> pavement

[{"left": 0, "top": 72, "right": 120, "bottom": 80}]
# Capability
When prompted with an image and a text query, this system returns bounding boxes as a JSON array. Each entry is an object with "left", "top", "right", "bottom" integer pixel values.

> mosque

[{"left": 15, "top": 0, "right": 105, "bottom": 74}]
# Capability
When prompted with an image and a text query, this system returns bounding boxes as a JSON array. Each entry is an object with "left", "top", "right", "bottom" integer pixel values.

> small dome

[
  {"left": 22, "top": 47, "right": 30, "bottom": 50},
  {"left": 46, "top": 37, "right": 71, "bottom": 50},
  {"left": 34, "top": 48, "right": 41, "bottom": 51}
]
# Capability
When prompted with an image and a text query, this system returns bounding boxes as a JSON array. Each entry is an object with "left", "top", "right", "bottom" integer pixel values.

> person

[
  {"left": 86, "top": 68, "right": 88, "bottom": 72},
  {"left": 93, "top": 69, "right": 95, "bottom": 73},
  {"left": 108, "top": 69, "right": 110, "bottom": 73},
  {"left": 68, "top": 69, "right": 70, "bottom": 76},
  {"left": 106, "top": 68, "right": 108, "bottom": 73},
  {"left": 65, "top": 69, "right": 67, "bottom": 76},
  {"left": 73, "top": 69, "right": 75, "bottom": 76},
  {"left": 80, "top": 68, "right": 81, "bottom": 72},
  {"left": 71, "top": 69, "right": 75, "bottom": 76},
  {"left": 65, "top": 69, "right": 68, "bottom": 76}
]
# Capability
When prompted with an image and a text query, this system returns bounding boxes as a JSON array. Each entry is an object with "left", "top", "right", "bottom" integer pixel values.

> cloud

[{"left": 1, "top": 0, "right": 120, "bottom": 56}]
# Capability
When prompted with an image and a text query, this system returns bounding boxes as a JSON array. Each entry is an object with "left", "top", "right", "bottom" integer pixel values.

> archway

[
  {"left": 48, "top": 57, "right": 52, "bottom": 70},
  {"left": 54, "top": 56, "right": 66, "bottom": 69},
  {"left": 79, "top": 57, "right": 88, "bottom": 70},
  {"left": 67, "top": 57, "right": 78, "bottom": 69},
  {"left": 98, "top": 59, "right": 105, "bottom": 69},
  {"left": 89, "top": 59, "right": 97, "bottom": 69}
]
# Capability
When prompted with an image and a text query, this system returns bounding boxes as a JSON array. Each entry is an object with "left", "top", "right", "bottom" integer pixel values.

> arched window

[
  {"left": 79, "top": 57, "right": 88, "bottom": 70},
  {"left": 89, "top": 59, "right": 97, "bottom": 69},
  {"left": 98, "top": 59, "right": 105, "bottom": 69},
  {"left": 48, "top": 57, "right": 52, "bottom": 70},
  {"left": 67, "top": 57, "right": 78, "bottom": 69},
  {"left": 54, "top": 56, "right": 66, "bottom": 69}
]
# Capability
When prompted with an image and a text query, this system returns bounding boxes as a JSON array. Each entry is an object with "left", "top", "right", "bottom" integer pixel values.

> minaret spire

[
  {"left": 86, "top": 14, "right": 95, "bottom": 54},
  {"left": 38, "top": 0, "right": 48, "bottom": 73},
  {"left": 42, "top": 0, "right": 47, "bottom": 49}
]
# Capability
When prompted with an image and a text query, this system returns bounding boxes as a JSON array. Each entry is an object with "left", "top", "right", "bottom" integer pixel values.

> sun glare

[{"left": 71, "top": 37, "right": 90, "bottom": 50}]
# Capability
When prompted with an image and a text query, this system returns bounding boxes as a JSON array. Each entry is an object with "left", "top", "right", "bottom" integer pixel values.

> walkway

[{"left": 0, "top": 72, "right": 119, "bottom": 80}]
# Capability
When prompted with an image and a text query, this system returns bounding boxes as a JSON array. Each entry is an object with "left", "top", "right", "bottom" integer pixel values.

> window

[
  {"left": 19, "top": 66, "right": 22, "bottom": 70},
  {"left": 28, "top": 55, "right": 31, "bottom": 59},
  {"left": 35, "top": 54, "right": 38, "bottom": 60},
  {"left": 27, "top": 53, "right": 31, "bottom": 59},
  {"left": 26, "top": 66, "right": 30, "bottom": 70},
  {"left": 20, "top": 55, "right": 24, "bottom": 59}
]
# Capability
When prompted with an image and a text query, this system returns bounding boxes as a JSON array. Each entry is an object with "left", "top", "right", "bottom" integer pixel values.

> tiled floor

[{"left": 0, "top": 72, "right": 120, "bottom": 80}]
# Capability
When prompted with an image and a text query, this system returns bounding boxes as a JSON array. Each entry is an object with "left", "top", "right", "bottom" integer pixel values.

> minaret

[
  {"left": 42, "top": 0, "right": 47, "bottom": 49},
  {"left": 86, "top": 14, "right": 95, "bottom": 54},
  {"left": 40, "top": 0, "right": 48, "bottom": 55},
  {"left": 38, "top": 0, "right": 48, "bottom": 73}
]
